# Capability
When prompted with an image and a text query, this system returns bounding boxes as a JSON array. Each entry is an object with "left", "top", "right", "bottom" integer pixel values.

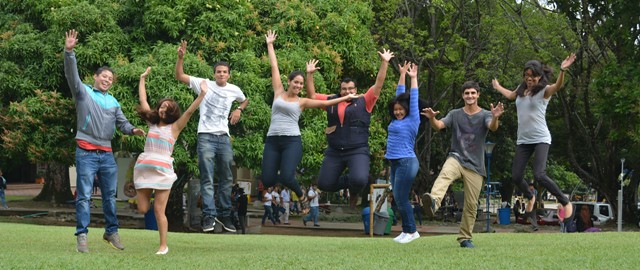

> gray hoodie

[{"left": 64, "top": 50, "right": 135, "bottom": 149}]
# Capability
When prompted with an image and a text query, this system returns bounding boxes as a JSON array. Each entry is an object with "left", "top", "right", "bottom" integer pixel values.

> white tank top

[
  {"left": 267, "top": 95, "right": 302, "bottom": 136},
  {"left": 515, "top": 86, "right": 552, "bottom": 144}
]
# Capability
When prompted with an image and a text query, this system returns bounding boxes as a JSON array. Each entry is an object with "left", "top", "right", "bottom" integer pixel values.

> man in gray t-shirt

[{"left": 420, "top": 81, "right": 503, "bottom": 248}]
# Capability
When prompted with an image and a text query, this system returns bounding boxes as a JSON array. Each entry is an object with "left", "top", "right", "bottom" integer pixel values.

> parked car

[
  {"left": 572, "top": 202, "right": 613, "bottom": 225},
  {"left": 516, "top": 208, "right": 560, "bottom": 226}
]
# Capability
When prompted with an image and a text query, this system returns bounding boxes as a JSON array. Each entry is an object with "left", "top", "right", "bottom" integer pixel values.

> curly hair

[{"left": 136, "top": 98, "right": 181, "bottom": 125}]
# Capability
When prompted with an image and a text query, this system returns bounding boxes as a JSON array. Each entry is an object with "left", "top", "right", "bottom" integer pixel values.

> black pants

[
  {"left": 317, "top": 146, "right": 370, "bottom": 194},
  {"left": 511, "top": 143, "right": 569, "bottom": 206}
]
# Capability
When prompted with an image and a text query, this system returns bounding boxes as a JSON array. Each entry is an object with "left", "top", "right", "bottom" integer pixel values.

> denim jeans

[
  {"left": 262, "top": 205, "right": 276, "bottom": 225},
  {"left": 0, "top": 188, "right": 7, "bottom": 208},
  {"left": 389, "top": 157, "right": 419, "bottom": 234},
  {"left": 261, "top": 136, "right": 303, "bottom": 197},
  {"left": 75, "top": 147, "right": 119, "bottom": 235},
  {"left": 304, "top": 206, "right": 319, "bottom": 225},
  {"left": 198, "top": 134, "right": 234, "bottom": 219},
  {"left": 317, "top": 146, "right": 370, "bottom": 195}
]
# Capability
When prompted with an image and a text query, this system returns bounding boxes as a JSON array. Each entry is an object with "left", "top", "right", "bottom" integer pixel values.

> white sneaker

[
  {"left": 393, "top": 232, "right": 407, "bottom": 242},
  {"left": 398, "top": 232, "right": 420, "bottom": 244}
]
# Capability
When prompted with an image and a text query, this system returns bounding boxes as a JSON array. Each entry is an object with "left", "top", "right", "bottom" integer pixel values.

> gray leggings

[{"left": 511, "top": 143, "right": 569, "bottom": 206}]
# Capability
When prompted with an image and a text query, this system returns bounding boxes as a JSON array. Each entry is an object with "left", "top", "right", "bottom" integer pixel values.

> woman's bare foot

[
  {"left": 564, "top": 201, "right": 573, "bottom": 219},
  {"left": 525, "top": 196, "right": 536, "bottom": 213}
]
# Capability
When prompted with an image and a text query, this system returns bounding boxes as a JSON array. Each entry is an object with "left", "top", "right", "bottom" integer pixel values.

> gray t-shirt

[
  {"left": 515, "top": 86, "right": 551, "bottom": 145},
  {"left": 441, "top": 108, "right": 492, "bottom": 177},
  {"left": 267, "top": 95, "right": 302, "bottom": 136}
]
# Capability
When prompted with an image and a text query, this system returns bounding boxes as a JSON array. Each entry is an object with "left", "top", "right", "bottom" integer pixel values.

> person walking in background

[
  {"left": 64, "top": 30, "right": 146, "bottom": 253},
  {"left": 412, "top": 189, "right": 423, "bottom": 226},
  {"left": 305, "top": 49, "right": 394, "bottom": 208},
  {"left": 557, "top": 203, "right": 566, "bottom": 233},
  {"left": 421, "top": 81, "right": 504, "bottom": 248},
  {"left": 302, "top": 183, "right": 320, "bottom": 227},
  {"left": 175, "top": 40, "right": 249, "bottom": 233},
  {"left": 281, "top": 186, "right": 291, "bottom": 225},
  {"left": 261, "top": 30, "right": 358, "bottom": 202},
  {"left": 236, "top": 188, "right": 248, "bottom": 234},
  {"left": 491, "top": 54, "right": 576, "bottom": 222},
  {"left": 261, "top": 187, "right": 277, "bottom": 226},
  {"left": 528, "top": 182, "right": 539, "bottom": 231},
  {"left": 386, "top": 62, "right": 421, "bottom": 244},
  {"left": 271, "top": 186, "right": 281, "bottom": 224},
  {"left": 0, "top": 170, "right": 8, "bottom": 209},
  {"left": 133, "top": 67, "right": 206, "bottom": 254}
]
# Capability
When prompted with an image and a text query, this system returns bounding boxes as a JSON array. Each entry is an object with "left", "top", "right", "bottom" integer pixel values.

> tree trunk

[{"left": 33, "top": 162, "right": 73, "bottom": 205}]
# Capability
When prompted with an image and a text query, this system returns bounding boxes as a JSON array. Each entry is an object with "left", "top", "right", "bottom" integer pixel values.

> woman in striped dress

[{"left": 134, "top": 67, "right": 206, "bottom": 255}]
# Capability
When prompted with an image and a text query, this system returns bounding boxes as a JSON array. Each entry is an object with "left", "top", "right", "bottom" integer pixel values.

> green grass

[{"left": 1, "top": 223, "right": 639, "bottom": 269}]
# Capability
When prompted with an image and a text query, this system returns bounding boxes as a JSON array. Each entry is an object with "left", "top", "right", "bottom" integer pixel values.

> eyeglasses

[
  {"left": 523, "top": 74, "right": 539, "bottom": 79},
  {"left": 341, "top": 87, "right": 356, "bottom": 91}
]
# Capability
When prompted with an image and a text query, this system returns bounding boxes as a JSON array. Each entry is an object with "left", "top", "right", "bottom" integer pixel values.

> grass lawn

[{"left": 1, "top": 223, "right": 638, "bottom": 269}]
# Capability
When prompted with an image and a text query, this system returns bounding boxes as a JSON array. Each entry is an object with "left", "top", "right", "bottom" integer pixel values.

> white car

[{"left": 572, "top": 202, "right": 613, "bottom": 225}]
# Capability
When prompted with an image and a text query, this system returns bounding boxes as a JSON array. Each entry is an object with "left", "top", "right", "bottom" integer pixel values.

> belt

[{"left": 81, "top": 148, "right": 109, "bottom": 154}]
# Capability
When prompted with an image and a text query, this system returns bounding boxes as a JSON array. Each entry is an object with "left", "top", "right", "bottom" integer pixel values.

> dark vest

[{"left": 326, "top": 95, "right": 371, "bottom": 150}]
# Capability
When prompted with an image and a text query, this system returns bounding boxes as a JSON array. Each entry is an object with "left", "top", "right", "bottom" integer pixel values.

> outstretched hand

[
  {"left": 490, "top": 102, "right": 504, "bottom": 118},
  {"left": 560, "top": 53, "right": 576, "bottom": 71},
  {"left": 491, "top": 79, "right": 501, "bottom": 90},
  {"left": 65, "top": 30, "right": 78, "bottom": 51},
  {"left": 140, "top": 66, "right": 151, "bottom": 79},
  {"left": 421, "top": 108, "right": 439, "bottom": 119},
  {"left": 398, "top": 61, "right": 410, "bottom": 75},
  {"left": 177, "top": 40, "right": 187, "bottom": 59},
  {"left": 378, "top": 48, "right": 394, "bottom": 63},
  {"left": 199, "top": 80, "right": 209, "bottom": 96},
  {"left": 306, "top": 59, "right": 320, "bottom": 74},
  {"left": 344, "top": 93, "right": 361, "bottom": 101},
  {"left": 133, "top": 128, "right": 147, "bottom": 137},
  {"left": 407, "top": 63, "right": 418, "bottom": 78},
  {"left": 265, "top": 30, "right": 277, "bottom": 44}
]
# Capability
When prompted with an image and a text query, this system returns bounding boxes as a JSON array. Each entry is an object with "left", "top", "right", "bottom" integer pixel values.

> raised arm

[
  {"left": 175, "top": 40, "right": 190, "bottom": 85},
  {"left": 407, "top": 63, "right": 420, "bottom": 122},
  {"left": 396, "top": 61, "right": 409, "bottom": 95},
  {"left": 63, "top": 30, "right": 84, "bottom": 99},
  {"left": 488, "top": 102, "right": 504, "bottom": 132},
  {"left": 266, "top": 30, "right": 285, "bottom": 97},
  {"left": 305, "top": 59, "right": 320, "bottom": 99},
  {"left": 301, "top": 93, "right": 359, "bottom": 109},
  {"left": 172, "top": 80, "right": 207, "bottom": 138},
  {"left": 544, "top": 53, "right": 576, "bottom": 98},
  {"left": 138, "top": 67, "right": 152, "bottom": 112},
  {"left": 491, "top": 79, "right": 517, "bottom": 100},
  {"left": 371, "top": 49, "right": 395, "bottom": 97},
  {"left": 421, "top": 108, "right": 445, "bottom": 130}
]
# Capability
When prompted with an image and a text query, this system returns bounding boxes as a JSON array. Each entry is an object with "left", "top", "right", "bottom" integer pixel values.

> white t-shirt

[
  {"left": 281, "top": 189, "right": 290, "bottom": 203},
  {"left": 308, "top": 188, "right": 319, "bottom": 207},
  {"left": 189, "top": 76, "right": 246, "bottom": 135},
  {"left": 272, "top": 191, "right": 280, "bottom": 206},
  {"left": 263, "top": 192, "right": 272, "bottom": 206}
]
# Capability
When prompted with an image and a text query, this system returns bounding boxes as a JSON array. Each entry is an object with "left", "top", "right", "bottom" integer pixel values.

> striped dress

[{"left": 133, "top": 124, "right": 177, "bottom": 190}]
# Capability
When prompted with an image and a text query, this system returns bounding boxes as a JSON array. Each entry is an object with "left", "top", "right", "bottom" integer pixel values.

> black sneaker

[
  {"left": 216, "top": 217, "right": 237, "bottom": 233},
  {"left": 202, "top": 216, "right": 215, "bottom": 232},
  {"left": 460, "top": 240, "right": 475, "bottom": 248}
]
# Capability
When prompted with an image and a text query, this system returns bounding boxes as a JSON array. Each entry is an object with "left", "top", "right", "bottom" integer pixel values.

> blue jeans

[
  {"left": 317, "top": 146, "right": 370, "bottom": 194},
  {"left": 389, "top": 157, "right": 419, "bottom": 234},
  {"left": 198, "top": 134, "right": 235, "bottom": 219},
  {"left": 75, "top": 147, "right": 118, "bottom": 235},
  {"left": 0, "top": 188, "right": 7, "bottom": 208},
  {"left": 261, "top": 136, "right": 303, "bottom": 197},
  {"left": 261, "top": 205, "right": 276, "bottom": 225},
  {"left": 304, "top": 206, "right": 319, "bottom": 225}
]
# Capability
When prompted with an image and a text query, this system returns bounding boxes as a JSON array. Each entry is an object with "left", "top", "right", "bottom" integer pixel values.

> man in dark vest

[{"left": 304, "top": 49, "right": 394, "bottom": 207}]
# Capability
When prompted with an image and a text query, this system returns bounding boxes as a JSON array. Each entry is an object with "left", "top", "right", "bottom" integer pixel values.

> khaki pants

[{"left": 430, "top": 157, "right": 483, "bottom": 242}]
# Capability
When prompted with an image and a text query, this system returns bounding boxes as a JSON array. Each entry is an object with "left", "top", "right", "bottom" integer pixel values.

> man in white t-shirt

[
  {"left": 261, "top": 187, "right": 276, "bottom": 225},
  {"left": 176, "top": 41, "right": 249, "bottom": 233},
  {"left": 303, "top": 184, "right": 320, "bottom": 227}
]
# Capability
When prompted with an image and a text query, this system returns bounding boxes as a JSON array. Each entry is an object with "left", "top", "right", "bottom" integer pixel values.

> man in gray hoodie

[{"left": 64, "top": 29, "right": 145, "bottom": 253}]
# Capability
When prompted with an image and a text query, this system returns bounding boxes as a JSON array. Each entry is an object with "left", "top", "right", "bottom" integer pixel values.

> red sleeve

[
  {"left": 363, "top": 87, "right": 379, "bottom": 113},
  {"left": 314, "top": 93, "right": 329, "bottom": 101}
]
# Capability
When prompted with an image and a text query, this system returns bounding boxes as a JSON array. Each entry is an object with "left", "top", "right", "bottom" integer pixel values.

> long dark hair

[
  {"left": 387, "top": 93, "right": 430, "bottom": 124},
  {"left": 516, "top": 60, "right": 554, "bottom": 97},
  {"left": 136, "top": 98, "right": 182, "bottom": 125}
]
